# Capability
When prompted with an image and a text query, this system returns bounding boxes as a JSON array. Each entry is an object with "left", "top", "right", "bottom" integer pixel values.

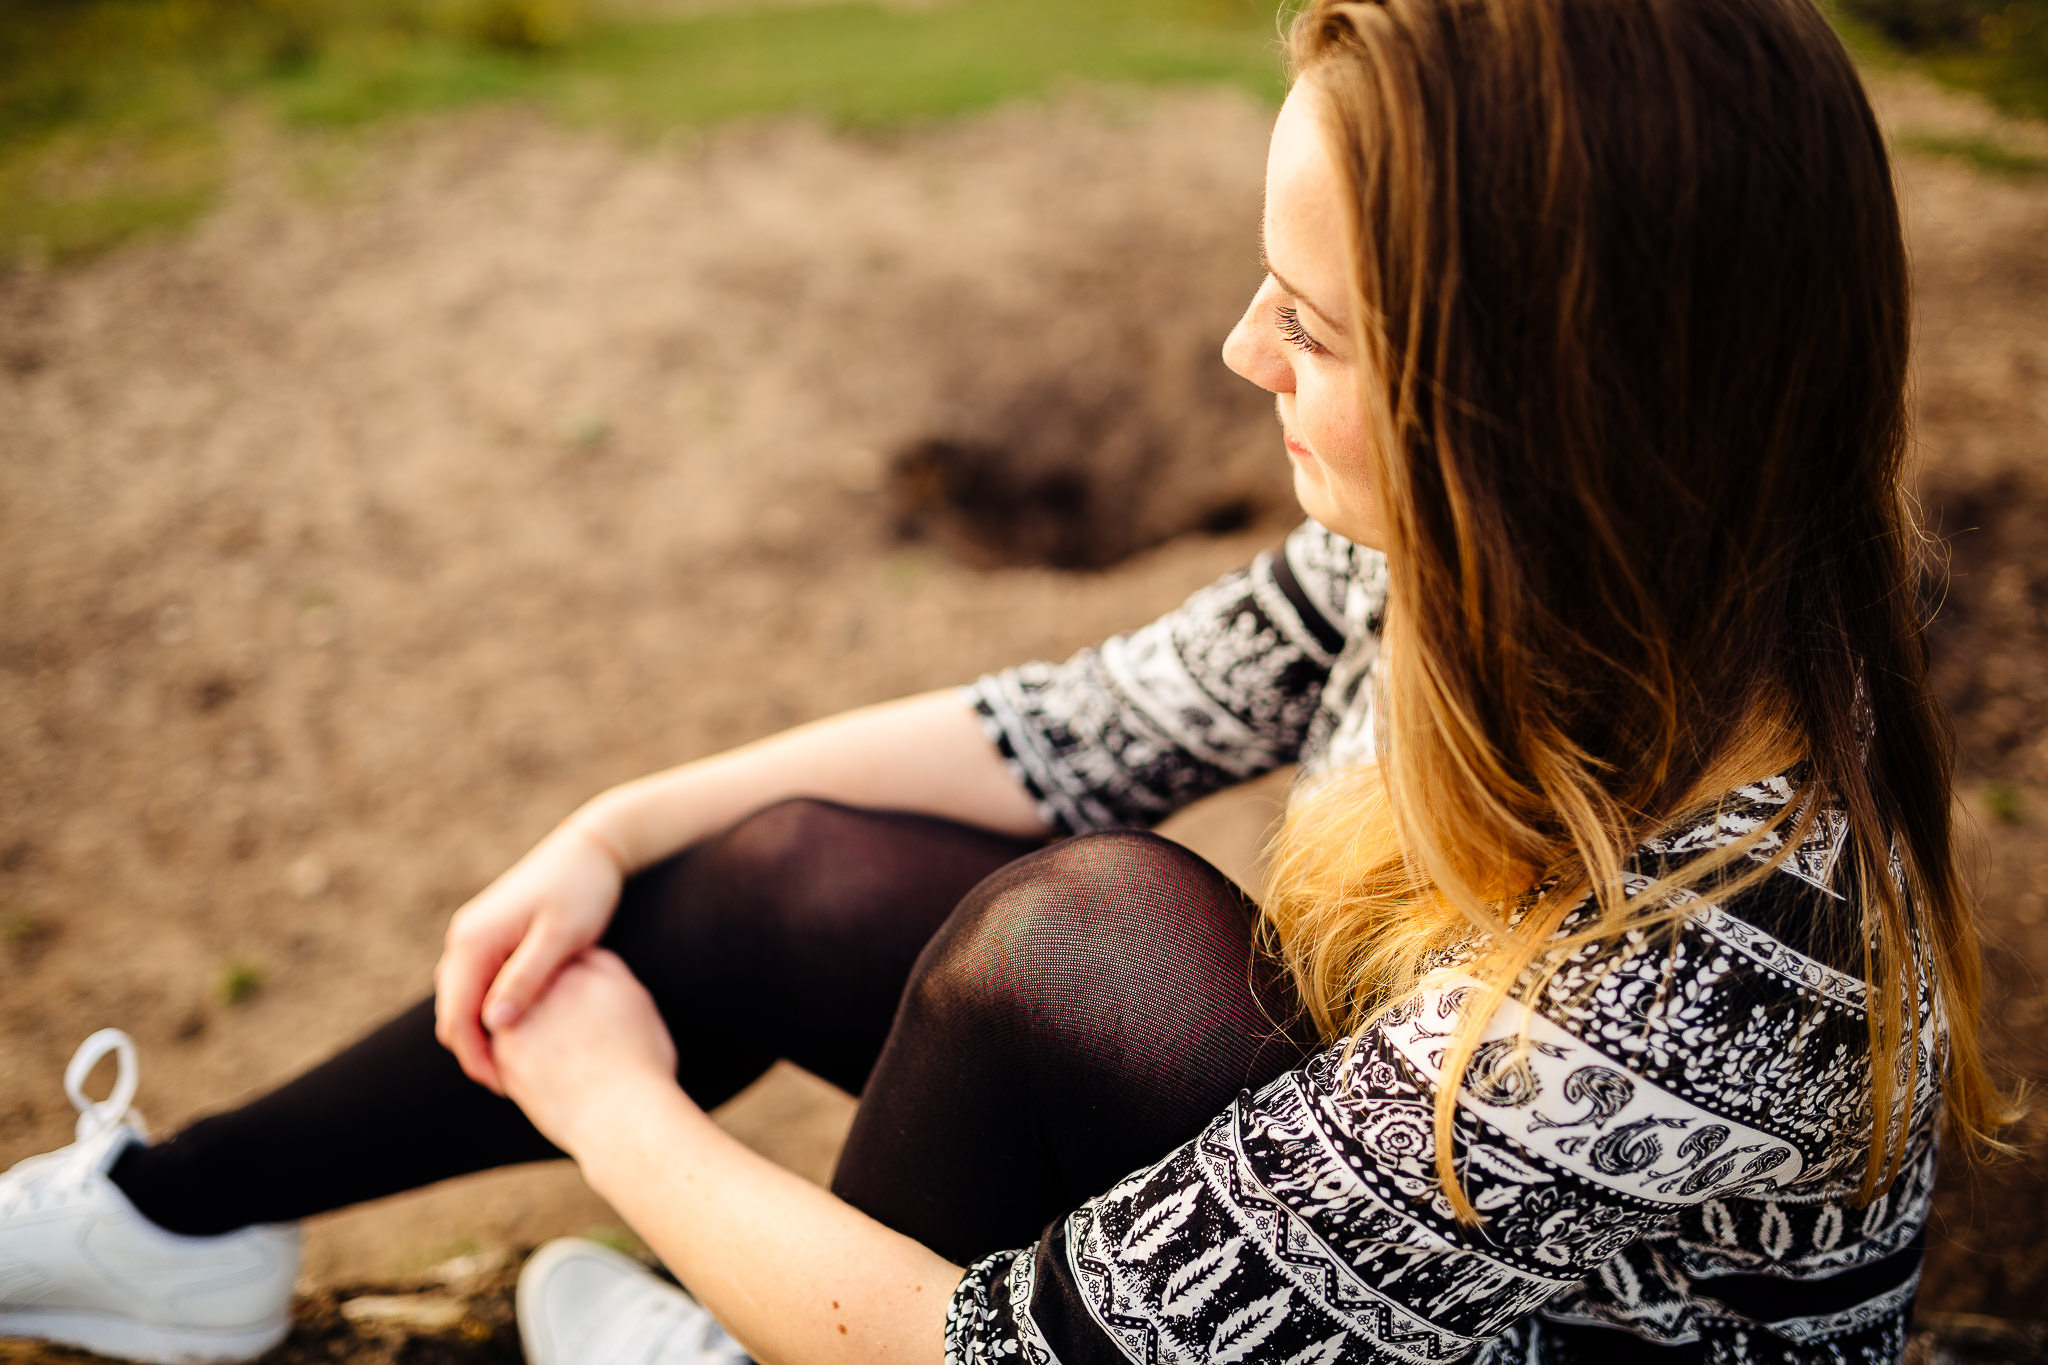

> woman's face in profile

[{"left": 1223, "top": 81, "right": 1382, "bottom": 550}]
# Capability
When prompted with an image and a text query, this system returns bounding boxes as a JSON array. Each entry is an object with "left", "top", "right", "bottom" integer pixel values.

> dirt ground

[{"left": 1, "top": 68, "right": 2046, "bottom": 1360}]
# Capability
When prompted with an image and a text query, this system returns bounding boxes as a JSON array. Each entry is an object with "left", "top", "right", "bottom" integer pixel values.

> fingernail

[{"left": 483, "top": 1000, "right": 514, "bottom": 1030}]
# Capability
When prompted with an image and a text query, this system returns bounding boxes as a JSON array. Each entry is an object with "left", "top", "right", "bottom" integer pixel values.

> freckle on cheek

[{"left": 838, "top": 1324, "right": 848, "bottom": 1334}]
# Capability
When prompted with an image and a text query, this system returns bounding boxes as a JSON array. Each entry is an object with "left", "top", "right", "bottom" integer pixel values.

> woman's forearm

[
  {"left": 573, "top": 689, "right": 1051, "bottom": 873},
  {"left": 567, "top": 1072, "right": 958, "bottom": 1365},
  {"left": 438, "top": 689, "right": 1044, "bottom": 1090},
  {"left": 491, "top": 950, "right": 960, "bottom": 1365},
  {"left": 484, "top": 693, "right": 1042, "bottom": 1360}
]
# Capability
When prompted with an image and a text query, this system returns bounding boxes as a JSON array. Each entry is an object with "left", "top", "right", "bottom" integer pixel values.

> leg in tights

[
  {"left": 830, "top": 829, "right": 1321, "bottom": 1267},
  {"left": 110, "top": 800, "right": 1042, "bottom": 1237}
]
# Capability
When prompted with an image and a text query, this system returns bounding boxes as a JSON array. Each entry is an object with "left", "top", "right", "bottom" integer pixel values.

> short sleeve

[{"left": 966, "top": 520, "right": 1362, "bottom": 833}]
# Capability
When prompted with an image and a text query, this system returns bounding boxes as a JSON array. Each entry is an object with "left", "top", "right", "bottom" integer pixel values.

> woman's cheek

[{"left": 1301, "top": 385, "right": 1378, "bottom": 542}]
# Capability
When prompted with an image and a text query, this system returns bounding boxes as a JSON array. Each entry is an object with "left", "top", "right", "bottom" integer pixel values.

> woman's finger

[
  {"left": 482, "top": 914, "right": 584, "bottom": 1032},
  {"left": 435, "top": 990, "right": 502, "bottom": 1093},
  {"left": 435, "top": 931, "right": 515, "bottom": 1092}
]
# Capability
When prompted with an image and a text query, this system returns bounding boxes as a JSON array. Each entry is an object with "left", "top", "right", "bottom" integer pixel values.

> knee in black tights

[
  {"left": 829, "top": 830, "right": 1316, "bottom": 1262},
  {"left": 904, "top": 830, "right": 1298, "bottom": 1101},
  {"left": 605, "top": 796, "right": 1043, "bottom": 1104}
]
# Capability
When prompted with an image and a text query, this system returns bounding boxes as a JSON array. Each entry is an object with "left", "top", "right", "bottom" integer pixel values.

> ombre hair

[{"left": 1260, "top": 0, "right": 2012, "bottom": 1220}]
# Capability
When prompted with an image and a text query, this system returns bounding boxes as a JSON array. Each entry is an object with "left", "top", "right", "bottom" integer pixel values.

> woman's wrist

[
  {"left": 569, "top": 763, "right": 752, "bottom": 876},
  {"left": 539, "top": 1054, "right": 695, "bottom": 1168},
  {"left": 568, "top": 1077, "right": 712, "bottom": 1195},
  {"left": 561, "top": 789, "right": 649, "bottom": 876},
  {"left": 559, "top": 804, "right": 631, "bottom": 876}
]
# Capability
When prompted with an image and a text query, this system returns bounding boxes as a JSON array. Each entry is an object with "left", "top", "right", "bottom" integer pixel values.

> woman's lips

[{"left": 1284, "top": 430, "right": 1313, "bottom": 460}]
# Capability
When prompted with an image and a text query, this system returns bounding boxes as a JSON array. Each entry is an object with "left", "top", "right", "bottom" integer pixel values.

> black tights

[{"left": 110, "top": 800, "right": 1316, "bottom": 1267}]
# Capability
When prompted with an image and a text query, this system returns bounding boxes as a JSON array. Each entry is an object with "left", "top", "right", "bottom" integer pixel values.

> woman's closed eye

[{"left": 1275, "top": 304, "right": 1325, "bottom": 355}]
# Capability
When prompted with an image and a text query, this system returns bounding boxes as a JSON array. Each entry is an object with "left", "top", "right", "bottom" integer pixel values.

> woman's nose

[{"left": 1222, "top": 290, "right": 1293, "bottom": 395}]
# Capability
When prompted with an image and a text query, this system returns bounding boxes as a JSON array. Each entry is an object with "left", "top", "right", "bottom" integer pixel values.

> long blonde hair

[{"left": 1260, "top": 0, "right": 2013, "bottom": 1222}]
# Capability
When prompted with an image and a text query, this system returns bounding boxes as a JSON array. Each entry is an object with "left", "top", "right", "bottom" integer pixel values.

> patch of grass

[
  {"left": 1984, "top": 779, "right": 2025, "bottom": 823},
  {"left": 240, "top": 0, "right": 1292, "bottom": 133},
  {"left": 539, "top": 0, "right": 1292, "bottom": 135},
  {"left": 218, "top": 955, "right": 265, "bottom": 1006},
  {"left": 881, "top": 546, "right": 937, "bottom": 595},
  {"left": 1821, "top": 0, "right": 1923, "bottom": 68},
  {"left": 0, "top": 172, "right": 221, "bottom": 268},
  {"left": 1919, "top": 48, "right": 2048, "bottom": 119},
  {"left": 263, "top": 30, "right": 568, "bottom": 129},
  {"left": 0, "top": 118, "right": 226, "bottom": 267},
  {"left": 24, "top": 0, "right": 2038, "bottom": 270},
  {"left": 1828, "top": 0, "right": 2048, "bottom": 119},
  {"left": 581, "top": 1225, "right": 644, "bottom": 1257},
  {"left": 562, "top": 415, "right": 613, "bottom": 452},
  {"left": 1, "top": 910, "right": 51, "bottom": 947},
  {"left": 1899, "top": 129, "right": 2048, "bottom": 172},
  {"left": 0, "top": 0, "right": 1292, "bottom": 264},
  {"left": 435, "top": 1235, "right": 484, "bottom": 1264}
]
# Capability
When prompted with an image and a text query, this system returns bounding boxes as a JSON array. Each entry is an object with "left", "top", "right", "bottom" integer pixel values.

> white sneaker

[
  {"left": 517, "top": 1238, "right": 753, "bottom": 1365},
  {"left": 0, "top": 1029, "right": 300, "bottom": 1364}
]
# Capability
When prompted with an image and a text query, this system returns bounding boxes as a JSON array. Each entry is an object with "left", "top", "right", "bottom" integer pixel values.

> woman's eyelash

[{"left": 1275, "top": 304, "right": 1322, "bottom": 353}]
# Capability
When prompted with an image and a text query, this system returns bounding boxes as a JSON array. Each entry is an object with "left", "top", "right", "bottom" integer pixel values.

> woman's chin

[{"left": 1291, "top": 485, "right": 1384, "bottom": 551}]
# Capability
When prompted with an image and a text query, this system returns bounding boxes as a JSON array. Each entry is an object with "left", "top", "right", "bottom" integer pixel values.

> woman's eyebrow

[{"left": 1259, "top": 247, "right": 1347, "bottom": 333}]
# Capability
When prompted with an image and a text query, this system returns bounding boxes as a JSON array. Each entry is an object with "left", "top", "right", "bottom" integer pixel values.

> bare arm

[
  {"left": 494, "top": 948, "right": 956, "bottom": 1365},
  {"left": 583, "top": 1087, "right": 953, "bottom": 1365},
  {"left": 578, "top": 688, "right": 1050, "bottom": 871},
  {"left": 438, "top": 688, "right": 1049, "bottom": 1091}
]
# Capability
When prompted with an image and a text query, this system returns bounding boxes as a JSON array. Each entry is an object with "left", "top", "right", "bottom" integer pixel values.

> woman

[{"left": 0, "top": 0, "right": 2008, "bottom": 1361}]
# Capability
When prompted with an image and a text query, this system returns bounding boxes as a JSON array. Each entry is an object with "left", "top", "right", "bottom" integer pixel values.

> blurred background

[{"left": 0, "top": 0, "right": 2045, "bottom": 1359}]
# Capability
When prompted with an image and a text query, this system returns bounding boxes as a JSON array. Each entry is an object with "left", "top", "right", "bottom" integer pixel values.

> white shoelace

[{"left": 0, "top": 1028, "right": 146, "bottom": 1217}]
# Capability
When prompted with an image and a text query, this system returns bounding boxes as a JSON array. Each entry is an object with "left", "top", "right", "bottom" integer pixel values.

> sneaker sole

[{"left": 0, "top": 1306, "right": 289, "bottom": 1364}]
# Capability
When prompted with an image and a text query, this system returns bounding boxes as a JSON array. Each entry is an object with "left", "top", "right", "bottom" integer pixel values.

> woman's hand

[
  {"left": 489, "top": 947, "right": 680, "bottom": 1158},
  {"left": 433, "top": 818, "right": 627, "bottom": 1094},
  {"left": 490, "top": 946, "right": 956, "bottom": 1365},
  {"left": 433, "top": 689, "right": 1044, "bottom": 1096}
]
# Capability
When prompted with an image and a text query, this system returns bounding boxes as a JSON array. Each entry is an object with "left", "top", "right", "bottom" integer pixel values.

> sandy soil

[{"left": 1, "top": 67, "right": 2046, "bottom": 1350}]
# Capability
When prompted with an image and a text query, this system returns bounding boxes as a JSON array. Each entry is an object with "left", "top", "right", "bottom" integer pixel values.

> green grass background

[{"left": 0, "top": 0, "right": 2041, "bottom": 265}]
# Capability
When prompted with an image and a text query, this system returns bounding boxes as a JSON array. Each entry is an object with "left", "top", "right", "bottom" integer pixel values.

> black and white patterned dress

[{"left": 951, "top": 519, "right": 1933, "bottom": 1365}]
